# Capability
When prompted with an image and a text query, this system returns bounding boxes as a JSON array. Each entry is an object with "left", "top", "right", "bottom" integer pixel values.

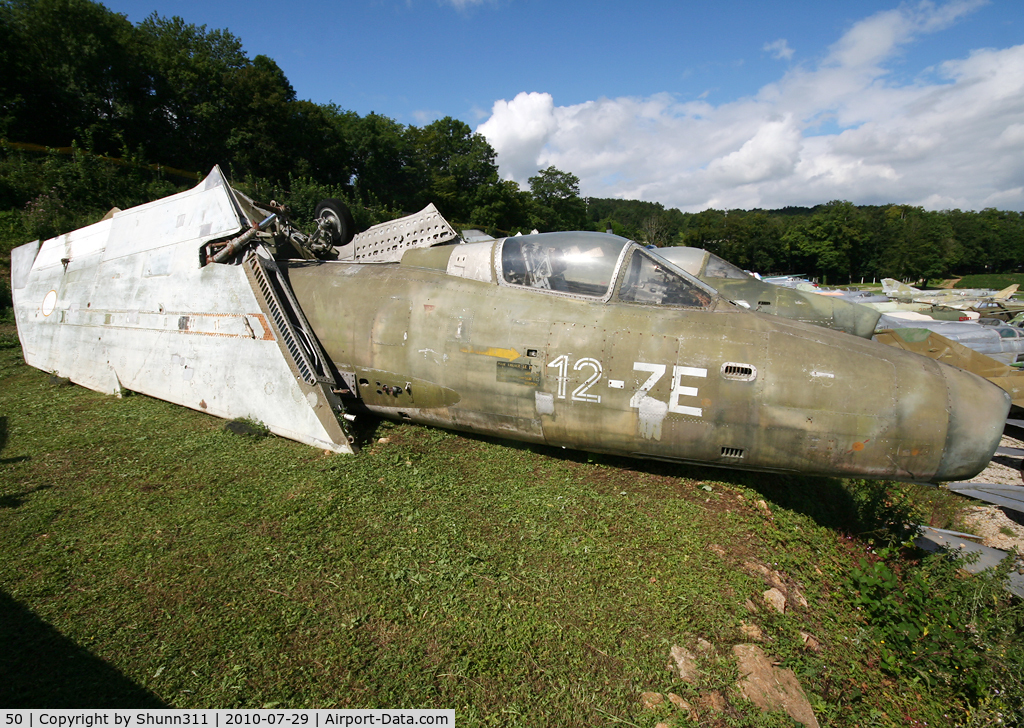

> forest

[{"left": 1, "top": 0, "right": 1022, "bottom": 284}]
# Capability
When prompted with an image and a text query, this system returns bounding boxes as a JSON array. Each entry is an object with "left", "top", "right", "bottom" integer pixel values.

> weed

[{"left": 848, "top": 546, "right": 1024, "bottom": 717}]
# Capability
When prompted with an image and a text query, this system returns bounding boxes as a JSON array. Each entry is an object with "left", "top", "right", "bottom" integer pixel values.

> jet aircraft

[
  {"left": 882, "top": 278, "right": 1022, "bottom": 312},
  {"left": 9, "top": 168, "right": 1010, "bottom": 482},
  {"left": 653, "top": 247, "right": 881, "bottom": 338}
]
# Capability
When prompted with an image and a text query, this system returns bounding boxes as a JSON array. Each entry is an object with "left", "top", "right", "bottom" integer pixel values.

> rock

[
  {"left": 740, "top": 621, "right": 764, "bottom": 641},
  {"left": 799, "top": 631, "right": 822, "bottom": 653},
  {"left": 668, "top": 645, "right": 699, "bottom": 683},
  {"left": 756, "top": 499, "right": 772, "bottom": 516},
  {"left": 668, "top": 693, "right": 691, "bottom": 711},
  {"left": 376, "top": 437, "right": 391, "bottom": 444},
  {"left": 744, "top": 597, "right": 758, "bottom": 613},
  {"left": 764, "top": 587, "right": 787, "bottom": 614},
  {"left": 641, "top": 692, "right": 665, "bottom": 710},
  {"left": 742, "top": 559, "right": 786, "bottom": 590},
  {"left": 696, "top": 637, "right": 714, "bottom": 652},
  {"left": 698, "top": 690, "right": 725, "bottom": 712},
  {"left": 792, "top": 587, "right": 809, "bottom": 609},
  {"left": 733, "top": 644, "right": 820, "bottom": 728}
]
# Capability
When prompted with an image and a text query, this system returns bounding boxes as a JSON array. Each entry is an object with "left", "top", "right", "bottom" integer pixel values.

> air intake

[
  {"left": 721, "top": 362, "right": 757, "bottom": 381},
  {"left": 721, "top": 447, "right": 745, "bottom": 458}
]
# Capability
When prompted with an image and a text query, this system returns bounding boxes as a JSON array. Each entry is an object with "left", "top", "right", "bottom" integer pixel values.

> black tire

[{"left": 314, "top": 199, "right": 355, "bottom": 247}]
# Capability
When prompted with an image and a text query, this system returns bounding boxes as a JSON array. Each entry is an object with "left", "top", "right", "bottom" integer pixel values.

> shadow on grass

[
  {"left": 382, "top": 418, "right": 909, "bottom": 541},
  {"left": 0, "top": 590, "right": 166, "bottom": 708},
  {"left": 0, "top": 484, "right": 49, "bottom": 509},
  {"left": 0, "top": 414, "right": 31, "bottom": 468}
]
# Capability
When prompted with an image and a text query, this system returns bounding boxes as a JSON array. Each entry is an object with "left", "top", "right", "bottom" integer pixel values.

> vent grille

[
  {"left": 721, "top": 362, "right": 757, "bottom": 381},
  {"left": 721, "top": 447, "right": 745, "bottom": 458},
  {"left": 246, "top": 254, "right": 316, "bottom": 384}
]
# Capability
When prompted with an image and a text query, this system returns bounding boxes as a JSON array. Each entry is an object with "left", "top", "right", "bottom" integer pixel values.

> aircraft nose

[
  {"left": 830, "top": 299, "right": 882, "bottom": 339},
  {"left": 932, "top": 364, "right": 1010, "bottom": 481}
]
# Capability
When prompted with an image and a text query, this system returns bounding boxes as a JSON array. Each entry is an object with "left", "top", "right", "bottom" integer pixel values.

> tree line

[
  {"left": 588, "top": 199, "right": 1024, "bottom": 284},
  {"left": 0, "top": 0, "right": 587, "bottom": 238},
  {"left": 1, "top": 0, "right": 1021, "bottom": 284}
]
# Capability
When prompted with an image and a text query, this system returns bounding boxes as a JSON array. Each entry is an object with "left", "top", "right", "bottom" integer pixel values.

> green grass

[
  {"left": 0, "top": 326, "right": 1019, "bottom": 725},
  {"left": 951, "top": 274, "right": 1024, "bottom": 290}
]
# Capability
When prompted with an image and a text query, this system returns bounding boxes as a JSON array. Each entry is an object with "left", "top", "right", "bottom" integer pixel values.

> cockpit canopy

[
  {"left": 657, "top": 246, "right": 751, "bottom": 281},
  {"left": 401, "top": 231, "right": 719, "bottom": 309},
  {"left": 497, "top": 232, "right": 715, "bottom": 308}
]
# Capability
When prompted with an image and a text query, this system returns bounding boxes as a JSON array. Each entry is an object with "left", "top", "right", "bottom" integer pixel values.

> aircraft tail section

[
  {"left": 995, "top": 284, "right": 1019, "bottom": 300},
  {"left": 881, "top": 278, "right": 918, "bottom": 297},
  {"left": 10, "top": 166, "right": 356, "bottom": 453}
]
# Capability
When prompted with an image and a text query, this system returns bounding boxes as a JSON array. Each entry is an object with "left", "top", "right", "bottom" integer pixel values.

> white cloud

[
  {"left": 477, "top": 1, "right": 1023, "bottom": 212},
  {"left": 764, "top": 39, "right": 794, "bottom": 61}
]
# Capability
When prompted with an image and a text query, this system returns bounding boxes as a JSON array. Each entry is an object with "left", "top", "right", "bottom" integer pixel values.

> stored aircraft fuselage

[
  {"left": 10, "top": 170, "right": 1009, "bottom": 482},
  {"left": 284, "top": 232, "right": 1007, "bottom": 482}
]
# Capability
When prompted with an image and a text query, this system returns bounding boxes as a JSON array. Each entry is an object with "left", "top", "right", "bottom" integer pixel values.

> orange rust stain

[
  {"left": 851, "top": 441, "right": 866, "bottom": 452},
  {"left": 250, "top": 313, "right": 275, "bottom": 341}
]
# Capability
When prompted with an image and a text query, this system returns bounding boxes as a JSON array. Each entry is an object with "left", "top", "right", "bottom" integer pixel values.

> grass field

[
  {"left": 951, "top": 274, "right": 1024, "bottom": 290},
  {"left": 0, "top": 318, "right": 1021, "bottom": 726}
]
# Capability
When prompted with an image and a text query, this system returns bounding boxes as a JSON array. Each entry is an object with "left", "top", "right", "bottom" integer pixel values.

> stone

[
  {"left": 641, "top": 692, "right": 665, "bottom": 710},
  {"left": 744, "top": 598, "right": 758, "bottom": 613},
  {"left": 740, "top": 621, "right": 764, "bottom": 641},
  {"left": 742, "top": 559, "right": 786, "bottom": 590},
  {"left": 668, "top": 645, "right": 699, "bottom": 683},
  {"left": 799, "top": 631, "right": 822, "bottom": 653},
  {"left": 764, "top": 587, "right": 787, "bottom": 614},
  {"left": 734, "top": 644, "right": 820, "bottom": 728},
  {"left": 698, "top": 691, "right": 725, "bottom": 712},
  {"left": 792, "top": 587, "right": 809, "bottom": 609},
  {"left": 668, "top": 693, "right": 691, "bottom": 711}
]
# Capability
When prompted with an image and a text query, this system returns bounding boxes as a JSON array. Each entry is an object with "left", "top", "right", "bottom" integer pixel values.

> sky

[{"left": 100, "top": 0, "right": 1023, "bottom": 212}]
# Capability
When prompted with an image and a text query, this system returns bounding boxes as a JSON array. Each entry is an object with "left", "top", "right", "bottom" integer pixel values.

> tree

[
  {"left": 640, "top": 214, "right": 670, "bottom": 246},
  {"left": 135, "top": 13, "right": 249, "bottom": 171},
  {"left": 349, "top": 112, "right": 417, "bottom": 210},
  {"left": 406, "top": 117, "right": 500, "bottom": 222},
  {"left": 527, "top": 166, "right": 586, "bottom": 231},
  {"left": 0, "top": 0, "right": 151, "bottom": 154},
  {"left": 878, "top": 206, "right": 953, "bottom": 282},
  {"left": 782, "top": 201, "right": 864, "bottom": 283}
]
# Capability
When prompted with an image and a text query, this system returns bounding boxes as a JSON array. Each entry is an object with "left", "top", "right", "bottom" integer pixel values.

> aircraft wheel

[{"left": 315, "top": 199, "right": 355, "bottom": 247}]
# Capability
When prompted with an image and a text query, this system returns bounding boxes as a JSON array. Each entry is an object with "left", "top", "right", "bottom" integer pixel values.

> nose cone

[{"left": 932, "top": 364, "right": 1010, "bottom": 481}]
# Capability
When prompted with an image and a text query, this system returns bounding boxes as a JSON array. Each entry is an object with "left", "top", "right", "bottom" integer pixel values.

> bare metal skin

[{"left": 284, "top": 233, "right": 1009, "bottom": 482}]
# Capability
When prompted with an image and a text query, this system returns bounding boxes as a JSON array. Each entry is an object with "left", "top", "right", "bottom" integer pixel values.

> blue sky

[{"left": 102, "top": 0, "right": 1023, "bottom": 211}]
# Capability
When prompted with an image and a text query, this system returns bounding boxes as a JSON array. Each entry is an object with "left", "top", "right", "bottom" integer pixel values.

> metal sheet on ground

[
  {"left": 944, "top": 482, "right": 1024, "bottom": 511},
  {"left": 915, "top": 526, "right": 1024, "bottom": 598}
]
